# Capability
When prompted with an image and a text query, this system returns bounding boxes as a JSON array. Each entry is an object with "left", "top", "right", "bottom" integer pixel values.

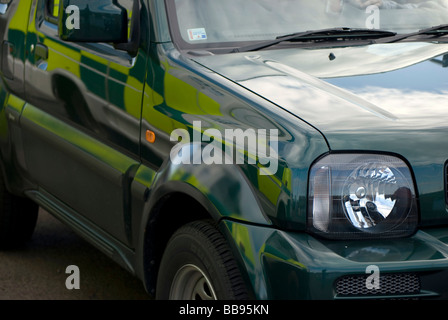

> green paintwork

[
  {"left": 222, "top": 219, "right": 448, "bottom": 299},
  {"left": 0, "top": 0, "right": 446, "bottom": 299}
]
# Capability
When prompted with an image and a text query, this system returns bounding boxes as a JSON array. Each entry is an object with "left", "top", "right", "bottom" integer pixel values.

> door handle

[{"left": 34, "top": 43, "right": 48, "bottom": 60}]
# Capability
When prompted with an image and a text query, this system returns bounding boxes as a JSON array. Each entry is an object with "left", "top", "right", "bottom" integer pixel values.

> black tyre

[
  {"left": 0, "top": 172, "right": 38, "bottom": 249},
  {"left": 156, "top": 220, "right": 249, "bottom": 300}
]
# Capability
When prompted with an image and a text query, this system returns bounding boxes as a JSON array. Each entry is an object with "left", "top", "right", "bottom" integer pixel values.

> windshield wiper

[
  {"left": 386, "top": 24, "right": 448, "bottom": 43},
  {"left": 233, "top": 27, "right": 397, "bottom": 52},
  {"left": 419, "top": 24, "right": 448, "bottom": 35}
]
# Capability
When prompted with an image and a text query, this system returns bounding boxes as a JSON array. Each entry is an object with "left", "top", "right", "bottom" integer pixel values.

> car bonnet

[{"left": 192, "top": 42, "right": 448, "bottom": 225}]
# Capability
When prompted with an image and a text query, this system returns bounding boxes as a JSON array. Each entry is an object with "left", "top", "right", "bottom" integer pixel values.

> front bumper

[{"left": 221, "top": 220, "right": 448, "bottom": 300}]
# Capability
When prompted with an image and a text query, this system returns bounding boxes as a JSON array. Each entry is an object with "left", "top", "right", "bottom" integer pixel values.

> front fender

[
  {"left": 149, "top": 142, "right": 272, "bottom": 225},
  {"left": 132, "top": 142, "right": 273, "bottom": 293}
]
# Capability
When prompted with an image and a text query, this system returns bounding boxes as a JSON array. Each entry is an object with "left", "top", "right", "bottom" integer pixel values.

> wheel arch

[
  {"left": 140, "top": 184, "right": 218, "bottom": 297},
  {"left": 140, "top": 187, "right": 258, "bottom": 299},
  {"left": 136, "top": 171, "right": 265, "bottom": 298},
  {"left": 134, "top": 141, "right": 272, "bottom": 297}
]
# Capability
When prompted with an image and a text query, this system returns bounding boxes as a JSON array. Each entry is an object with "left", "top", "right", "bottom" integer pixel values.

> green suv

[{"left": 0, "top": 0, "right": 448, "bottom": 300}]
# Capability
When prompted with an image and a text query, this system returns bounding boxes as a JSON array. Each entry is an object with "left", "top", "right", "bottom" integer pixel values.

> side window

[
  {"left": 50, "top": 0, "right": 59, "bottom": 17},
  {"left": 45, "top": 0, "right": 59, "bottom": 23},
  {"left": 117, "top": 0, "right": 133, "bottom": 41},
  {"left": 0, "top": 0, "right": 12, "bottom": 15},
  {"left": 44, "top": 0, "right": 133, "bottom": 45}
]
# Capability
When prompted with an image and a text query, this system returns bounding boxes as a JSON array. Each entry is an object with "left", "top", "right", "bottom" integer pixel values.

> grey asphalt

[{"left": 0, "top": 208, "right": 150, "bottom": 300}]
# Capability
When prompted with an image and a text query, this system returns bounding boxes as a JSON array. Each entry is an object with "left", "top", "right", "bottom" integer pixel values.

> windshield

[{"left": 166, "top": 0, "right": 448, "bottom": 50}]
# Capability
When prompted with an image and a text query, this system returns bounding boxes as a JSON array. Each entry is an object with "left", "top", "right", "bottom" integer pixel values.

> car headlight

[{"left": 308, "top": 153, "right": 418, "bottom": 239}]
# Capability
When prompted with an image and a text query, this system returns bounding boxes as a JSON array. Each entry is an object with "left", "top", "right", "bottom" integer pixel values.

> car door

[{"left": 21, "top": 0, "right": 147, "bottom": 246}]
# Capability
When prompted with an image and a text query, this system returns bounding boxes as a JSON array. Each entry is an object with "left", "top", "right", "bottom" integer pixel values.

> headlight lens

[{"left": 308, "top": 154, "right": 418, "bottom": 239}]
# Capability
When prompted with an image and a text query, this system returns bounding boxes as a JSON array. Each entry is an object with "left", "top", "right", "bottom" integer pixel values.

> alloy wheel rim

[{"left": 169, "top": 264, "right": 217, "bottom": 300}]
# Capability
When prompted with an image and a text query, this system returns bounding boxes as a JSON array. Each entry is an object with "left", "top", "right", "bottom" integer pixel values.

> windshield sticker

[{"left": 188, "top": 28, "right": 207, "bottom": 41}]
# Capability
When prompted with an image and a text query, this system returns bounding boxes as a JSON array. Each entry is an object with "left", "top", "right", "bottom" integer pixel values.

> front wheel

[{"left": 156, "top": 220, "right": 249, "bottom": 300}]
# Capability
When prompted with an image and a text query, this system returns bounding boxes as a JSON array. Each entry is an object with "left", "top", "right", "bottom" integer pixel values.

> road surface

[{"left": 0, "top": 208, "right": 150, "bottom": 300}]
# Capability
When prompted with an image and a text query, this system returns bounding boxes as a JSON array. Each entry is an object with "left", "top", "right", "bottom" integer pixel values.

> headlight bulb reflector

[{"left": 308, "top": 154, "right": 418, "bottom": 239}]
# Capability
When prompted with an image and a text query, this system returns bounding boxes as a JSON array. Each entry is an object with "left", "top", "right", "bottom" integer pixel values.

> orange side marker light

[{"left": 146, "top": 130, "right": 156, "bottom": 143}]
